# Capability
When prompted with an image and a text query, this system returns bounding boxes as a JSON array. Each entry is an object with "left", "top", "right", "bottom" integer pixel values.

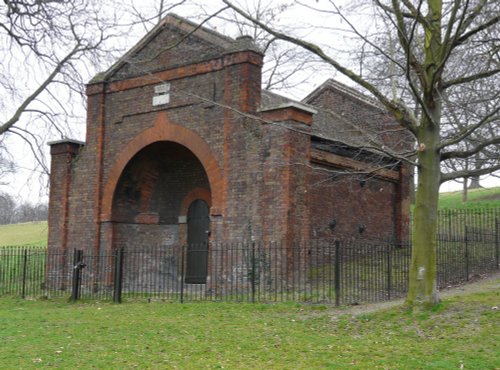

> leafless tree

[
  {"left": 180, "top": 1, "right": 330, "bottom": 96},
  {"left": 0, "top": 191, "right": 16, "bottom": 224},
  {"left": 357, "top": 5, "right": 500, "bottom": 199},
  {"left": 0, "top": 1, "right": 190, "bottom": 188},
  {"left": 220, "top": 0, "right": 500, "bottom": 307},
  {"left": 0, "top": 137, "right": 15, "bottom": 184}
]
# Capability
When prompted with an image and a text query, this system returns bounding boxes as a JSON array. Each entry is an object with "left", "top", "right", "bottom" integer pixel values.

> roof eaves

[
  {"left": 303, "top": 78, "right": 384, "bottom": 111},
  {"left": 259, "top": 101, "right": 317, "bottom": 115}
]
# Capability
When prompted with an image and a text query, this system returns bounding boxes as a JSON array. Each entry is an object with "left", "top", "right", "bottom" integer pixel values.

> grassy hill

[
  {"left": 439, "top": 186, "right": 500, "bottom": 209},
  {"left": 0, "top": 221, "right": 48, "bottom": 247}
]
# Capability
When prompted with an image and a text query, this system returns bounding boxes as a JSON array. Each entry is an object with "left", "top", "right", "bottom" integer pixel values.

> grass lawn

[
  {"left": 0, "top": 283, "right": 498, "bottom": 369},
  {"left": 439, "top": 187, "right": 500, "bottom": 209},
  {"left": 0, "top": 221, "right": 48, "bottom": 247}
]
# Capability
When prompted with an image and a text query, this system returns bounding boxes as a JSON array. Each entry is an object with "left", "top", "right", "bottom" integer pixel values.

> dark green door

[{"left": 185, "top": 199, "right": 209, "bottom": 283}]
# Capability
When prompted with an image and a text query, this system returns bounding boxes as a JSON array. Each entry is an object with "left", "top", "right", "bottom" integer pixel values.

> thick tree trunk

[
  {"left": 468, "top": 154, "right": 482, "bottom": 189},
  {"left": 468, "top": 175, "right": 481, "bottom": 189},
  {"left": 405, "top": 0, "right": 445, "bottom": 308},
  {"left": 406, "top": 123, "right": 441, "bottom": 307},
  {"left": 463, "top": 178, "right": 468, "bottom": 202}
]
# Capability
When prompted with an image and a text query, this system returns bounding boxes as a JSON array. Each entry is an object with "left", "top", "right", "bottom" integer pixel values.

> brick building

[{"left": 48, "top": 14, "right": 411, "bottom": 283}]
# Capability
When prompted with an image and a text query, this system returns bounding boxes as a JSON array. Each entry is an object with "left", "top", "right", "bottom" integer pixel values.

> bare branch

[
  {"left": 441, "top": 163, "right": 500, "bottom": 183},
  {"left": 0, "top": 43, "right": 81, "bottom": 135},
  {"left": 456, "top": 14, "right": 500, "bottom": 46},
  {"left": 441, "top": 137, "right": 500, "bottom": 161},
  {"left": 439, "top": 105, "right": 500, "bottom": 150},
  {"left": 222, "top": 0, "right": 419, "bottom": 134},
  {"left": 443, "top": 67, "right": 500, "bottom": 89}
]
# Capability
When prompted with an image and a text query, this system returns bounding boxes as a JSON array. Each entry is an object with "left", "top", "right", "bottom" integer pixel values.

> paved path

[{"left": 326, "top": 272, "right": 500, "bottom": 316}]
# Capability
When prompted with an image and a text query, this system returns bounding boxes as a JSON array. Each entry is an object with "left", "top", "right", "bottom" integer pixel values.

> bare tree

[
  {"left": 358, "top": 5, "right": 500, "bottom": 199},
  {"left": 178, "top": 1, "right": 329, "bottom": 97},
  {"left": 0, "top": 192, "right": 16, "bottom": 224},
  {"left": 0, "top": 0, "right": 182, "bottom": 186},
  {"left": 221, "top": 0, "right": 500, "bottom": 307},
  {"left": 0, "top": 137, "right": 15, "bottom": 185}
]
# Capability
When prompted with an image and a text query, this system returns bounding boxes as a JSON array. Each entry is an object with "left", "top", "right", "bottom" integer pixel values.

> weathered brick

[{"left": 48, "top": 13, "right": 410, "bottom": 269}]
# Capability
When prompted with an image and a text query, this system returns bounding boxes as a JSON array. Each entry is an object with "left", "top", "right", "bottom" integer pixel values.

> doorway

[{"left": 185, "top": 199, "right": 210, "bottom": 283}]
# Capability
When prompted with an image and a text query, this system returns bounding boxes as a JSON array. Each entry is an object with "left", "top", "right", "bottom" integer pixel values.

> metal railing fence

[
  {"left": 2, "top": 209, "right": 499, "bottom": 305},
  {"left": 1, "top": 224, "right": 498, "bottom": 305}
]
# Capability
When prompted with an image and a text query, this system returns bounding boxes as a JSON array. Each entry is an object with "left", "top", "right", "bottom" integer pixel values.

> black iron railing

[{"left": 1, "top": 209, "right": 499, "bottom": 305}]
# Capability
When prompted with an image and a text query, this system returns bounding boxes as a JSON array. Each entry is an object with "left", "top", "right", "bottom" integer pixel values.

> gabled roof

[
  {"left": 302, "top": 79, "right": 384, "bottom": 111},
  {"left": 91, "top": 13, "right": 236, "bottom": 83},
  {"left": 260, "top": 90, "right": 316, "bottom": 114}
]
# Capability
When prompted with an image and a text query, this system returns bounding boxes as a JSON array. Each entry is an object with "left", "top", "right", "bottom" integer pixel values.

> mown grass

[
  {"left": 439, "top": 186, "right": 500, "bottom": 209},
  {"left": 0, "top": 285, "right": 498, "bottom": 369},
  {"left": 0, "top": 221, "right": 48, "bottom": 247}
]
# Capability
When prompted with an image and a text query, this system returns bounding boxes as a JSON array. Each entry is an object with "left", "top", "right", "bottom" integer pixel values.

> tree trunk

[
  {"left": 468, "top": 154, "right": 482, "bottom": 189},
  {"left": 406, "top": 122, "right": 441, "bottom": 307},
  {"left": 468, "top": 175, "right": 481, "bottom": 189},
  {"left": 405, "top": 0, "right": 445, "bottom": 308},
  {"left": 463, "top": 177, "right": 468, "bottom": 202}
]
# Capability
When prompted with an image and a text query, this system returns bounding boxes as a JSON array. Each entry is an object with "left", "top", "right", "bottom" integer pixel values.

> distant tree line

[{"left": 0, "top": 192, "right": 47, "bottom": 225}]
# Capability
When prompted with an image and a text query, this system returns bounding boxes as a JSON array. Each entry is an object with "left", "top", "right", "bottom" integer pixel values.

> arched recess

[
  {"left": 101, "top": 112, "right": 223, "bottom": 222},
  {"left": 179, "top": 188, "right": 212, "bottom": 217}
]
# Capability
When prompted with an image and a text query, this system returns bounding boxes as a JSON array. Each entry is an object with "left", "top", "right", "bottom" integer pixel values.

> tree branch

[
  {"left": 222, "top": 0, "right": 419, "bottom": 134},
  {"left": 456, "top": 14, "right": 500, "bottom": 46},
  {"left": 441, "top": 137, "right": 500, "bottom": 161},
  {"left": 441, "top": 162, "right": 500, "bottom": 183},
  {"left": 443, "top": 67, "right": 500, "bottom": 89},
  {"left": 0, "top": 43, "right": 81, "bottom": 136},
  {"left": 439, "top": 105, "right": 500, "bottom": 150},
  {"left": 437, "top": 0, "right": 469, "bottom": 73}
]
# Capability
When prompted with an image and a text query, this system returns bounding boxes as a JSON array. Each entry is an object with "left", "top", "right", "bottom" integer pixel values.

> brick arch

[
  {"left": 101, "top": 112, "right": 223, "bottom": 221},
  {"left": 179, "top": 187, "right": 212, "bottom": 217}
]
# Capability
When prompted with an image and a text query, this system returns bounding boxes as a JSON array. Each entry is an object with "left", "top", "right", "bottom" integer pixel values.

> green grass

[
  {"left": 0, "top": 285, "right": 498, "bottom": 369},
  {"left": 439, "top": 187, "right": 500, "bottom": 209},
  {"left": 0, "top": 221, "right": 48, "bottom": 247}
]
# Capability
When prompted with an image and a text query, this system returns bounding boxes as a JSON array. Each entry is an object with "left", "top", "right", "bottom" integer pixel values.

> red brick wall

[
  {"left": 50, "top": 41, "right": 273, "bottom": 254},
  {"left": 307, "top": 85, "right": 412, "bottom": 153},
  {"left": 48, "top": 24, "right": 409, "bottom": 258},
  {"left": 47, "top": 142, "right": 83, "bottom": 253},
  {"left": 308, "top": 167, "right": 397, "bottom": 242}
]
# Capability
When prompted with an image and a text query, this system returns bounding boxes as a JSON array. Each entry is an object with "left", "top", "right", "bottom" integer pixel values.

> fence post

[
  {"left": 334, "top": 241, "right": 341, "bottom": 307},
  {"left": 20, "top": 249, "right": 28, "bottom": 299},
  {"left": 70, "top": 249, "right": 85, "bottom": 302},
  {"left": 496, "top": 218, "right": 499, "bottom": 271},
  {"left": 180, "top": 246, "right": 185, "bottom": 304},
  {"left": 113, "top": 248, "right": 124, "bottom": 303},
  {"left": 251, "top": 241, "right": 256, "bottom": 303},
  {"left": 21, "top": 249, "right": 28, "bottom": 299},
  {"left": 465, "top": 226, "right": 470, "bottom": 282},
  {"left": 386, "top": 244, "right": 392, "bottom": 300}
]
